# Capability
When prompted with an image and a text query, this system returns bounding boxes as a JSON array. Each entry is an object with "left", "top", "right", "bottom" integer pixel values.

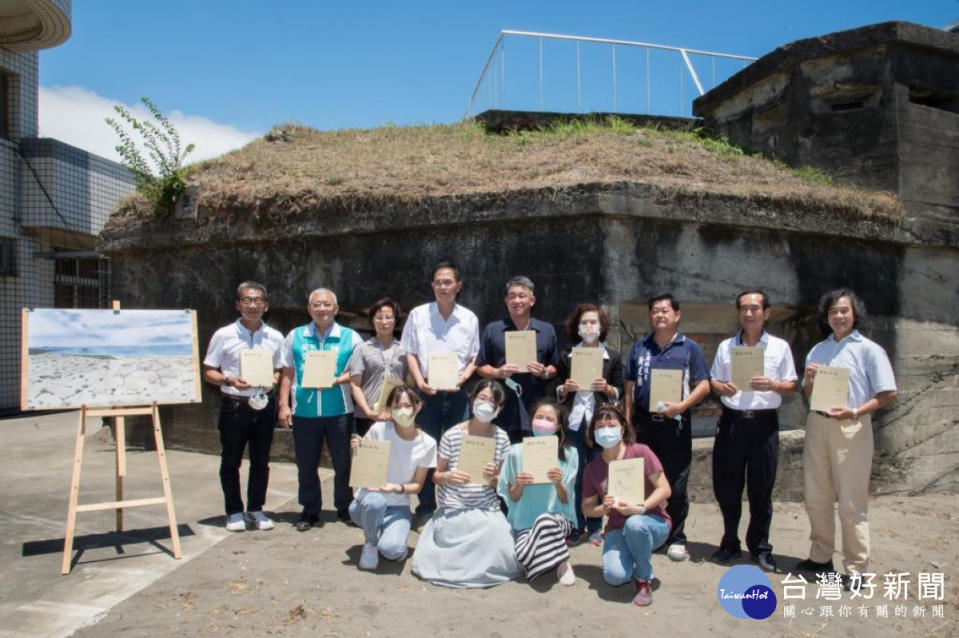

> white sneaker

[
  {"left": 359, "top": 542, "right": 379, "bottom": 570},
  {"left": 557, "top": 561, "right": 576, "bottom": 586},
  {"left": 225, "top": 513, "right": 246, "bottom": 532},
  {"left": 245, "top": 511, "right": 274, "bottom": 531},
  {"left": 667, "top": 543, "right": 689, "bottom": 562}
]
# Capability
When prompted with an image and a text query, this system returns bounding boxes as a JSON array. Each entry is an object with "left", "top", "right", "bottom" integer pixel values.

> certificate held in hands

[
  {"left": 809, "top": 366, "right": 851, "bottom": 412},
  {"left": 349, "top": 439, "right": 391, "bottom": 488},
  {"left": 428, "top": 351, "right": 459, "bottom": 390},
  {"left": 607, "top": 457, "right": 645, "bottom": 506},
  {"left": 649, "top": 369, "right": 682, "bottom": 412},
  {"left": 240, "top": 349, "right": 275, "bottom": 388},
  {"left": 301, "top": 350, "right": 337, "bottom": 389},
  {"left": 522, "top": 437, "right": 557, "bottom": 483},
  {"left": 731, "top": 346, "right": 764, "bottom": 390},
  {"left": 569, "top": 347, "right": 603, "bottom": 387},
  {"left": 457, "top": 435, "right": 495, "bottom": 485},
  {"left": 372, "top": 375, "right": 404, "bottom": 414},
  {"left": 505, "top": 331, "right": 537, "bottom": 369}
]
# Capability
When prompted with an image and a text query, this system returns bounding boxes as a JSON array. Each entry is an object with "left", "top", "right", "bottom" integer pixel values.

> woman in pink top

[{"left": 582, "top": 404, "right": 671, "bottom": 606}]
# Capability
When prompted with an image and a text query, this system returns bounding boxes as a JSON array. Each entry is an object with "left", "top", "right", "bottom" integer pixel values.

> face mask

[
  {"left": 531, "top": 417, "right": 558, "bottom": 436},
  {"left": 578, "top": 325, "right": 600, "bottom": 344},
  {"left": 392, "top": 407, "right": 415, "bottom": 427},
  {"left": 248, "top": 388, "right": 268, "bottom": 411},
  {"left": 594, "top": 426, "right": 623, "bottom": 449},
  {"left": 473, "top": 400, "right": 500, "bottom": 423}
]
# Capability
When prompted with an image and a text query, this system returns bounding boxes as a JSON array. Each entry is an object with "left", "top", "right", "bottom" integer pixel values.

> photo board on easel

[{"left": 21, "top": 308, "right": 202, "bottom": 410}]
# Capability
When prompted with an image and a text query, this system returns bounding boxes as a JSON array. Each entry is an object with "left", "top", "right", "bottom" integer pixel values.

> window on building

[
  {"left": 53, "top": 252, "right": 109, "bottom": 308},
  {"left": 0, "top": 238, "right": 15, "bottom": 276},
  {"left": 0, "top": 73, "right": 8, "bottom": 139}
]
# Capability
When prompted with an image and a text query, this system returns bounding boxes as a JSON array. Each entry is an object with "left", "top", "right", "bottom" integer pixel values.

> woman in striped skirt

[{"left": 498, "top": 399, "right": 579, "bottom": 585}]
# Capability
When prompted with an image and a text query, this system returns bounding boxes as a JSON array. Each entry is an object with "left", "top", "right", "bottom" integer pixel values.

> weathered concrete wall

[{"left": 100, "top": 181, "right": 959, "bottom": 496}]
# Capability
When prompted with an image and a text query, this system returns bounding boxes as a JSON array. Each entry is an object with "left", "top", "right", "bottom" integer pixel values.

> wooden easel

[{"left": 60, "top": 301, "right": 183, "bottom": 574}]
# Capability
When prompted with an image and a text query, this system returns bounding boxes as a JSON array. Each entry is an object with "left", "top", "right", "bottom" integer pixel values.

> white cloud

[{"left": 38, "top": 85, "right": 262, "bottom": 166}]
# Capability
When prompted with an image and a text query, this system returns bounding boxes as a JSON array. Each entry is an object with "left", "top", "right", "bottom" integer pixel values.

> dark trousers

[
  {"left": 354, "top": 417, "right": 376, "bottom": 437},
  {"left": 633, "top": 412, "right": 692, "bottom": 548},
  {"left": 218, "top": 395, "right": 276, "bottom": 515},
  {"left": 712, "top": 408, "right": 779, "bottom": 556},
  {"left": 292, "top": 414, "right": 354, "bottom": 515},
  {"left": 414, "top": 389, "right": 469, "bottom": 516},
  {"left": 568, "top": 425, "right": 602, "bottom": 534}
]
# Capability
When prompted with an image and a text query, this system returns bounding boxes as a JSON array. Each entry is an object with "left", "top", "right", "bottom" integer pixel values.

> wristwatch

[
  {"left": 638, "top": 504, "right": 646, "bottom": 515},
  {"left": 223, "top": 376, "right": 233, "bottom": 387}
]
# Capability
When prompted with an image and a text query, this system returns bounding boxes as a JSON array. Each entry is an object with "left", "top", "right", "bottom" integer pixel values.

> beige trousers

[{"left": 802, "top": 411, "right": 873, "bottom": 574}]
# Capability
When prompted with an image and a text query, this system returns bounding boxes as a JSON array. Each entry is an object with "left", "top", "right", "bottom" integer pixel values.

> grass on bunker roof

[{"left": 111, "top": 118, "right": 901, "bottom": 223}]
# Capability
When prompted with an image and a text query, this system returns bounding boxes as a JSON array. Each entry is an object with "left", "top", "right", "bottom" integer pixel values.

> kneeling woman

[
  {"left": 349, "top": 384, "right": 437, "bottom": 570},
  {"left": 411, "top": 380, "right": 520, "bottom": 588},
  {"left": 498, "top": 399, "right": 579, "bottom": 585},
  {"left": 582, "top": 404, "right": 671, "bottom": 606}
]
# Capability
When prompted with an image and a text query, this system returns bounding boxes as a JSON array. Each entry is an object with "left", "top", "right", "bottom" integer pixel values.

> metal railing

[{"left": 465, "top": 30, "right": 757, "bottom": 119}]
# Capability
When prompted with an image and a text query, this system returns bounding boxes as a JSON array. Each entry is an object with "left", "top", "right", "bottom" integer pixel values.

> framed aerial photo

[{"left": 21, "top": 308, "right": 202, "bottom": 410}]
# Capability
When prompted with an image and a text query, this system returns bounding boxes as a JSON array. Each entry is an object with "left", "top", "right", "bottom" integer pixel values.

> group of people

[{"left": 202, "top": 262, "right": 897, "bottom": 606}]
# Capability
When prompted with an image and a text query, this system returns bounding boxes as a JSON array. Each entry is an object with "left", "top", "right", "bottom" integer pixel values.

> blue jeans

[
  {"left": 292, "top": 414, "right": 353, "bottom": 515},
  {"left": 414, "top": 389, "right": 469, "bottom": 516},
  {"left": 603, "top": 514, "right": 670, "bottom": 583},
  {"left": 568, "top": 426, "right": 601, "bottom": 534},
  {"left": 348, "top": 492, "right": 412, "bottom": 560}
]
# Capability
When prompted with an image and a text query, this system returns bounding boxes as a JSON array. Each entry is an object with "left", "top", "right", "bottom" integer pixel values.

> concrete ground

[{"left": 2, "top": 410, "right": 957, "bottom": 638}]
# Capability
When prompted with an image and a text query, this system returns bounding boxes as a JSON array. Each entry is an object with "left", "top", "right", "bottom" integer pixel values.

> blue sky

[{"left": 37, "top": 1, "right": 957, "bottom": 163}]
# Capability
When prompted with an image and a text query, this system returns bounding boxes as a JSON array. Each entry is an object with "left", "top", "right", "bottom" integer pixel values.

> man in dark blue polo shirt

[
  {"left": 624, "top": 293, "right": 710, "bottom": 562},
  {"left": 476, "top": 276, "right": 560, "bottom": 442}
]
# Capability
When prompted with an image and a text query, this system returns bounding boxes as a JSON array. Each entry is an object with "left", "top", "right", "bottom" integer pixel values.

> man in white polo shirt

[
  {"left": 202, "top": 281, "right": 285, "bottom": 532},
  {"left": 709, "top": 290, "right": 798, "bottom": 572},
  {"left": 798, "top": 288, "right": 897, "bottom": 585},
  {"left": 400, "top": 261, "right": 479, "bottom": 518}
]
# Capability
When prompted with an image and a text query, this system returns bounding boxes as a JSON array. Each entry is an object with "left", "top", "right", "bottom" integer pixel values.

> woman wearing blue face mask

[
  {"left": 582, "top": 404, "right": 672, "bottom": 607},
  {"left": 411, "top": 379, "right": 520, "bottom": 587},
  {"left": 498, "top": 399, "right": 579, "bottom": 585},
  {"left": 555, "top": 303, "right": 624, "bottom": 547},
  {"left": 348, "top": 384, "right": 437, "bottom": 571}
]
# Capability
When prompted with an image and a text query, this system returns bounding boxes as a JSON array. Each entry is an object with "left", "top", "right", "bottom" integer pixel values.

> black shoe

[
  {"left": 795, "top": 558, "right": 834, "bottom": 573},
  {"left": 710, "top": 547, "right": 743, "bottom": 565},
  {"left": 752, "top": 551, "right": 778, "bottom": 572},
  {"left": 337, "top": 508, "right": 357, "bottom": 527},
  {"left": 295, "top": 512, "right": 319, "bottom": 532}
]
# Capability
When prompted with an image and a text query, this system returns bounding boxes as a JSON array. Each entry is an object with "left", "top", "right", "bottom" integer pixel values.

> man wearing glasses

[
  {"left": 400, "top": 261, "right": 480, "bottom": 518},
  {"left": 202, "top": 281, "right": 285, "bottom": 532}
]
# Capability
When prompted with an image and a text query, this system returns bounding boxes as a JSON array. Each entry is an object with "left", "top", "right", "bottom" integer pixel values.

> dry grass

[{"left": 112, "top": 120, "right": 902, "bottom": 223}]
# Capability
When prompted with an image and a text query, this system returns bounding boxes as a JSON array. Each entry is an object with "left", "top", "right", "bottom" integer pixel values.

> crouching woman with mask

[
  {"left": 411, "top": 380, "right": 520, "bottom": 587},
  {"left": 582, "top": 404, "right": 671, "bottom": 606},
  {"left": 348, "top": 385, "right": 437, "bottom": 570}
]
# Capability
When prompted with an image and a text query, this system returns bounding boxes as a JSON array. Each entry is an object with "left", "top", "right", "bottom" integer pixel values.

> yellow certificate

[
  {"left": 349, "top": 438, "right": 391, "bottom": 488},
  {"left": 505, "top": 331, "right": 537, "bottom": 369},
  {"left": 809, "top": 366, "right": 851, "bottom": 412},
  {"left": 522, "top": 437, "right": 558, "bottom": 484},
  {"left": 372, "top": 374, "right": 404, "bottom": 414},
  {"left": 608, "top": 457, "right": 645, "bottom": 506},
  {"left": 649, "top": 369, "right": 682, "bottom": 412},
  {"left": 569, "top": 347, "right": 603, "bottom": 387},
  {"left": 457, "top": 435, "right": 495, "bottom": 485},
  {"left": 427, "top": 351, "right": 459, "bottom": 390},
  {"left": 731, "top": 346, "right": 764, "bottom": 390},
  {"left": 301, "top": 350, "right": 337, "bottom": 389},
  {"left": 239, "top": 349, "right": 275, "bottom": 388}
]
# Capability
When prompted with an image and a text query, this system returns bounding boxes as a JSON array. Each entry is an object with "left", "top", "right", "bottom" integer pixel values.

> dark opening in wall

[
  {"left": 831, "top": 101, "right": 865, "bottom": 112},
  {"left": 0, "top": 237, "right": 15, "bottom": 276},
  {"left": 908, "top": 87, "right": 959, "bottom": 115}
]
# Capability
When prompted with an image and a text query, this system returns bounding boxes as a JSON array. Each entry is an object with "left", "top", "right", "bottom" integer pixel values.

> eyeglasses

[
  {"left": 373, "top": 315, "right": 395, "bottom": 322},
  {"left": 310, "top": 301, "right": 335, "bottom": 310},
  {"left": 239, "top": 297, "right": 266, "bottom": 306},
  {"left": 432, "top": 279, "right": 457, "bottom": 288}
]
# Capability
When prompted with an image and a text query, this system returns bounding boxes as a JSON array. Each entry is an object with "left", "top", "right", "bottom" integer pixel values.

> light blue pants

[
  {"left": 348, "top": 491, "right": 412, "bottom": 560},
  {"left": 603, "top": 514, "right": 670, "bottom": 584}
]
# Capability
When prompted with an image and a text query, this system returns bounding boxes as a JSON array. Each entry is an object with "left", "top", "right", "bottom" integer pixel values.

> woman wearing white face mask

[
  {"left": 555, "top": 303, "right": 624, "bottom": 546},
  {"left": 348, "top": 385, "right": 437, "bottom": 571},
  {"left": 582, "top": 404, "right": 671, "bottom": 607},
  {"left": 498, "top": 399, "right": 579, "bottom": 585},
  {"left": 411, "top": 379, "right": 520, "bottom": 587}
]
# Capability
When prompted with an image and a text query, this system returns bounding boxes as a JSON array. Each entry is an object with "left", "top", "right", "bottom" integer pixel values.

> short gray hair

[
  {"left": 236, "top": 281, "right": 267, "bottom": 300},
  {"left": 505, "top": 276, "right": 535, "bottom": 295},
  {"left": 308, "top": 288, "right": 338, "bottom": 305}
]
